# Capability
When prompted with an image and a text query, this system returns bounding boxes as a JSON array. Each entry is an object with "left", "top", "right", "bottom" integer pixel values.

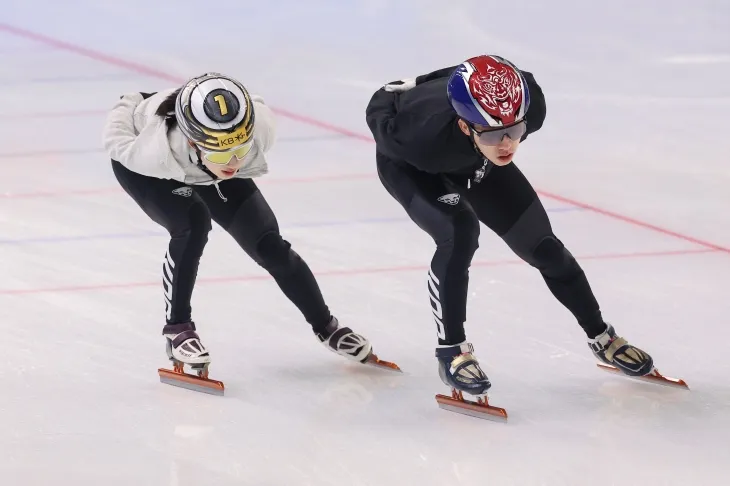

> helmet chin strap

[
  {"left": 458, "top": 119, "right": 485, "bottom": 159},
  {"left": 458, "top": 119, "right": 482, "bottom": 156},
  {"left": 469, "top": 132, "right": 480, "bottom": 154},
  {"left": 188, "top": 142, "right": 221, "bottom": 180},
  {"left": 468, "top": 130, "right": 489, "bottom": 161},
  {"left": 189, "top": 148, "right": 228, "bottom": 202}
]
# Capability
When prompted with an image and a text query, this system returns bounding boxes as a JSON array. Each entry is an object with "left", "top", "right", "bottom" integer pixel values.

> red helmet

[{"left": 447, "top": 55, "right": 530, "bottom": 127}]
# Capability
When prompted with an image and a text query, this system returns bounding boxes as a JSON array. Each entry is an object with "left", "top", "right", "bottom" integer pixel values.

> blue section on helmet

[{"left": 447, "top": 64, "right": 489, "bottom": 126}]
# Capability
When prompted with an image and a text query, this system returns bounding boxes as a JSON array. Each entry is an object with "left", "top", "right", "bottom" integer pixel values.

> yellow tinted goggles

[{"left": 200, "top": 142, "right": 253, "bottom": 165}]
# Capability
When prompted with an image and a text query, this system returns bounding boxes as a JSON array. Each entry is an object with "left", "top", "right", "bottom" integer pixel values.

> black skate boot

[
  {"left": 316, "top": 316, "right": 401, "bottom": 371},
  {"left": 591, "top": 323, "right": 689, "bottom": 389},
  {"left": 588, "top": 323, "right": 653, "bottom": 377},
  {"left": 436, "top": 342, "right": 491, "bottom": 395},
  {"left": 434, "top": 342, "right": 507, "bottom": 421}
]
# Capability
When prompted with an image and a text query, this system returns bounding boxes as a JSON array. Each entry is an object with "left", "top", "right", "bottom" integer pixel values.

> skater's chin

[{"left": 493, "top": 153, "right": 514, "bottom": 165}]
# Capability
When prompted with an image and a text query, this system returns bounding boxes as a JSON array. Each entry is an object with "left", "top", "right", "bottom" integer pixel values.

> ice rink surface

[{"left": 1, "top": 1, "right": 729, "bottom": 484}]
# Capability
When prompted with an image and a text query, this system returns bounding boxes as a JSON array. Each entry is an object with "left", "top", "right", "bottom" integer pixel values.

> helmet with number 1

[
  {"left": 447, "top": 55, "right": 530, "bottom": 127},
  {"left": 175, "top": 72, "right": 255, "bottom": 154}
]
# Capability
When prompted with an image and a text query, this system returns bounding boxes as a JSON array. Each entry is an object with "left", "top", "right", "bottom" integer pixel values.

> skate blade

[
  {"left": 158, "top": 368, "right": 225, "bottom": 396},
  {"left": 435, "top": 391, "right": 508, "bottom": 422},
  {"left": 364, "top": 353, "right": 402, "bottom": 372},
  {"left": 597, "top": 363, "right": 689, "bottom": 390}
]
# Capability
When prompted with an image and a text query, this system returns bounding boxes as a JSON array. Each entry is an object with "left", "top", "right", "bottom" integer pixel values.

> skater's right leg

[
  {"left": 195, "top": 178, "right": 332, "bottom": 332},
  {"left": 111, "top": 160, "right": 212, "bottom": 368},
  {"left": 377, "top": 154, "right": 489, "bottom": 393},
  {"left": 377, "top": 154, "right": 479, "bottom": 346},
  {"left": 197, "top": 178, "right": 399, "bottom": 370}
]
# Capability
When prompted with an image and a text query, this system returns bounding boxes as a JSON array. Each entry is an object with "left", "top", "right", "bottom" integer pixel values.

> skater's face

[
  {"left": 458, "top": 119, "right": 523, "bottom": 166},
  {"left": 193, "top": 141, "right": 253, "bottom": 179}
]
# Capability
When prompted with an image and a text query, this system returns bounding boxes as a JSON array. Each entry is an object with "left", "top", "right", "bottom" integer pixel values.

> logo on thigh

[
  {"left": 172, "top": 187, "right": 193, "bottom": 197},
  {"left": 437, "top": 193, "right": 460, "bottom": 205}
]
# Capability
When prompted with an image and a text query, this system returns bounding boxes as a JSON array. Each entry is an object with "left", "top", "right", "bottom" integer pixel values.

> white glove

[{"left": 383, "top": 78, "right": 416, "bottom": 93}]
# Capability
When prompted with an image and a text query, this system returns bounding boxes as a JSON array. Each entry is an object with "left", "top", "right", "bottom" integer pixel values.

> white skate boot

[
  {"left": 163, "top": 321, "right": 211, "bottom": 370},
  {"left": 315, "top": 316, "right": 401, "bottom": 371},
  {"left": 158, "top": 321, "right": 224, "bottom": 395}
]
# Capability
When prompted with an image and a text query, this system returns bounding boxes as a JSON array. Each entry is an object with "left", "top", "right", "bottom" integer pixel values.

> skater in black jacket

[{"left": 366, "top": 55, "right": 655, "bottom": 411}]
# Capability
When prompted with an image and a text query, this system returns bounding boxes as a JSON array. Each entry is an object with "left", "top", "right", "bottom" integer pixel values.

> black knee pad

[
  {"left": 254, "top": 232, "right": 297, "bottom": 272},
  {"left": 531, "top": 236, "right": 580, "bottom": 278},
  {"left": 532, "top": 235, "right": 565, "bottom": 265}
]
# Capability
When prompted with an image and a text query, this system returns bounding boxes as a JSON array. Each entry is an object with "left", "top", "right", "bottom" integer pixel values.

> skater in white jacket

[{"left": 103, "top": 72, "right": 398, "bottom": 392}]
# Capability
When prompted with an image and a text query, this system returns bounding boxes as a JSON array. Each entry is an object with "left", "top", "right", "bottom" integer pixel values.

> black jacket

[{"left": 365, "top": 65, "right": 546, "bottom": 177}]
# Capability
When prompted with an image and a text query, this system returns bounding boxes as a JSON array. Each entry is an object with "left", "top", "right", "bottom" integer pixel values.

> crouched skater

[
  {"left": 366, "top": 55, "right": 685, "bottom": 419},
  {"left": 103, "top": 72, "right": 400, "bottom": 394}
]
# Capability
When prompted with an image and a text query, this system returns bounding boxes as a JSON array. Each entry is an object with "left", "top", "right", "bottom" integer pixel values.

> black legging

[
  {"left": 376, "top": 154, "right": 605, "bottom": 345},
  {"left": 112, "top": 160, "right": 331, "bottom": 331}
]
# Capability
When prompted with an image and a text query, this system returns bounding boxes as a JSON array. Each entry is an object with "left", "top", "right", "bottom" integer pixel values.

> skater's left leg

[
  {"left": 196, "top": 179, "right": 394, "bottom": 367},
  {"left": 462, "top": 163, "right": 653, "bottom": 376},
  {"left": 196, "top": 179, "right": 331, "bottom": 331},
  {"left": 462, "top": 162, "right": 606, "bottom": 338}
]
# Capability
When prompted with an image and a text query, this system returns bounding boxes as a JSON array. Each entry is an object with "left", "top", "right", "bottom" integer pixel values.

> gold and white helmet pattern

[{"left": 174, "top": 72, "right": 255, "bottom": 153}]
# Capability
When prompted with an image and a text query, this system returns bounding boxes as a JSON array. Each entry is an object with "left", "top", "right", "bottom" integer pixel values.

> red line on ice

[{"left": 0, "top": 248, "right": 717, "bottom": 296}]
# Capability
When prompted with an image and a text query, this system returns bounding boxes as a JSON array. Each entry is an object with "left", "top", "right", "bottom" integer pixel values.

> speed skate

[
  {"left": 318, "top": 316, "right": 402, "bottom": 372},
  {"left": 158, "top": 322, "right": 224, "bottom": 396},
  {"left": 589, "top": 323, "right": 689, "bottom": 389},
  {"left": 434, "top": 342, "right": 507, "bottom": 421}
]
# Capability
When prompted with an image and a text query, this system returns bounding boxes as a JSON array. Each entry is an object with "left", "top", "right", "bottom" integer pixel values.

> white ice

[{"left": 1, "top": 1, "right": 729, "bottom": 485}]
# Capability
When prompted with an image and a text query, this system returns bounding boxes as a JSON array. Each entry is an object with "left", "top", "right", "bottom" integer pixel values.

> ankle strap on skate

[
  {"left": 162, "top": 321, "right": 196, "bottom": 335},
  {"left": 590, "top": 340, "right": 607, "bottom": 354},
  {"left": 171, "top": 330, "right": 201, "bottom": 348},
  {"left": 589, "top": 329, "right": 616, "bottom": 354},
  {"left": 323, "top": 326, "right": 354, "bottom": 350},
  {"left": 435, "top": 342, "right": 474, "bottom": 358}
]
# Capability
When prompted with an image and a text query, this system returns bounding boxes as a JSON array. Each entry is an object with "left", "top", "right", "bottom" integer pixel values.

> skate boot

[
  {"left": 158, "top": 321, "right": 224, "bottom": 395},
  {"left": 316, "top": 316, "right": 401, "bottom": 371},
  {"left": 591, "top": 323, "right": 688, "bottom": 389},
  {"left": 434, "top": 342, "right": 507, "bottom": 421},
  {"left": 589, "top": 323, "right": 653, "bottom": 376}
]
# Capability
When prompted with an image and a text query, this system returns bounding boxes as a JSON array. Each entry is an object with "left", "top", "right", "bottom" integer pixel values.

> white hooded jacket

[{"left": 102, "top": 88, "right": 276, "bottom": 185}]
